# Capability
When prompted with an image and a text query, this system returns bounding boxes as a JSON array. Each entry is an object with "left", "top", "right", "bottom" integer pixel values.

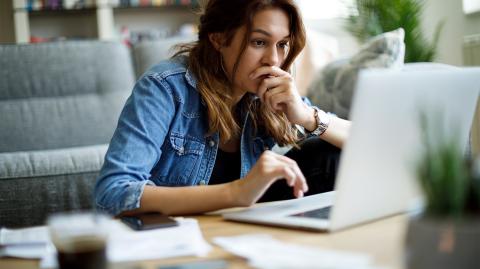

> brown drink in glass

[{"left": 48, "top": 212, "right": 109, "bottom": 269}]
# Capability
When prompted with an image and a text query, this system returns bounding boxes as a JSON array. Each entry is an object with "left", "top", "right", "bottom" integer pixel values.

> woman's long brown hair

[{"left": 175, "top": 0, "right": 306, "bottom": 145}]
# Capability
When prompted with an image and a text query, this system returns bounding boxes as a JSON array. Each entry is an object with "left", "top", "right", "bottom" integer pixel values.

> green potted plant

[
  {"left": 405, "top": 115, "right": 480, "bottom": 269},
  {"left": 345, "top": 0, "right": 444, "bottom": 62}
]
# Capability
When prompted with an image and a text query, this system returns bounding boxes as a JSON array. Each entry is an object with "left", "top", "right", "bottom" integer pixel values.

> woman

[{"left": 95, "top": 0, "right": 351, "bottom": 216}]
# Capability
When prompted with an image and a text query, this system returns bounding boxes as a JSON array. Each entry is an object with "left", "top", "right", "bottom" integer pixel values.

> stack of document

[
  {"left": 0, "top": 218, "right": 211, "bottom": 268},
  {"left": 213, "top": 234, "right": 381, "bottom": 269},
  {"left": 107, "top": 218, "right": 211, "bottom": 262},
  {"left": 0, "top": 226, "right": 50, "bottom": 259}
]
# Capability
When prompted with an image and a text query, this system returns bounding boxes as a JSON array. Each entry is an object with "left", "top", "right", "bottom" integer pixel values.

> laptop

[{"left": 223, "top": 68, "right": 480, "bottom": 232}]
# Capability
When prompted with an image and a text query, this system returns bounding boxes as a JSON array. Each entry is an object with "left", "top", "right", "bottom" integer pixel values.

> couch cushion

[
  {"left": 0, "top": 41, "right": 135, "bottom": 152},
  {"left": 132, "top": 35, "right": 196, "bottom": 78},
  {"left": 0, "top": 144, "right": 107, "bottom": 179},
  {"left": 307, "top": 28, "right": 405, "bottom": 119}
]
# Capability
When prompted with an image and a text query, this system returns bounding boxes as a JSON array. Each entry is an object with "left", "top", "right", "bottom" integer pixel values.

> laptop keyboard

[{"left": 291, "top": 206, "right": 332, "bottom": 219}]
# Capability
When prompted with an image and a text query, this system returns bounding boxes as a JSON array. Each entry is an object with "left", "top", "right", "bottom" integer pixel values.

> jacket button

[
  {"left": 199, "top": 180, "right": 206, "bottom": 185},
  {"left": 209, "top": 140, "right": 215, "bottom": 147}
]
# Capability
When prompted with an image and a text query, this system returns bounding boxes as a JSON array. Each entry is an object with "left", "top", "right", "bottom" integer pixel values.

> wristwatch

[{"left": 309, "top": 106, "right": 330, "bottom": 136}]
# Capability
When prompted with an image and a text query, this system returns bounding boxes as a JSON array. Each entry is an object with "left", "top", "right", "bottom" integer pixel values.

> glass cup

[{"left": 48, "top": 211, "right": 109, "bottom": 269}]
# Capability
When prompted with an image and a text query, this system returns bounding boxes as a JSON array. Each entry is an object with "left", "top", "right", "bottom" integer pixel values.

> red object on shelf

[
  {"left": 120, "top": 26, "right": 132, "bottom": 48},
  {"left": 140, "top": 0, "right": 151, "bottom": 6},
  {"left": 30, "top": 36, "right": 50, "bottom": 43}
]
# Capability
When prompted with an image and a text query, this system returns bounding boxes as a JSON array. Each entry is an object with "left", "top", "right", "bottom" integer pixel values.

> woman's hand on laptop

[{"left": 230, "top": 150, "right": 308, "bottom": 207}]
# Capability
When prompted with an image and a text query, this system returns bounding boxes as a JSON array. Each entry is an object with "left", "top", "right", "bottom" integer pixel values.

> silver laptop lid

[{"left": 330, "top": 68, "right": 480, "bottom": 231}]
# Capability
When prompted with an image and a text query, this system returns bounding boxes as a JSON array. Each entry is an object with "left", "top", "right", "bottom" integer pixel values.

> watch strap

[{"left": 310, "top": 107, "right": 330, "bottom": 136}]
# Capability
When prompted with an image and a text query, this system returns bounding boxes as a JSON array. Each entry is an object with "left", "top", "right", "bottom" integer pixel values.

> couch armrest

[{"left": 0, "top": 145, "right": 108, "bottom": 228}]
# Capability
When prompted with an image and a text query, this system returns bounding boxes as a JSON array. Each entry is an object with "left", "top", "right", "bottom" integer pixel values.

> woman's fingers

[
  {"left": 240, "top": 151, "right": 309, "bottom": 206},
  {"left": 243, "top": 151, "right": 309, "bottom": 205},
  {"left": 278, "top": 165, "right": 296, "bottom": 187},
  {"left": 268, "top": 153, "right": 308, "bottom": 198},
  {"left": 258, "top": 76, "right": 283, "bottom": 103},
  {"left": 250, "top": 65, "right": 286, "bottom": 80},
  {"left": 270, "top": 164, "right": 302, "bottom": 198},
  {"left": 292, "top": 163, "right": 308, "bottom": 194},
  {"left": 261, "top": 77, "right": 295, "bottom": 112},
  {"left": 262, "top": 90, "right": 291, "bottom": 114}
]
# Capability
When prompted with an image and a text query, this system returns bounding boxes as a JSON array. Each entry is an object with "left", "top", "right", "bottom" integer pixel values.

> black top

[{"left": 209, "top": 149, "right": 241, "bottom": 185}]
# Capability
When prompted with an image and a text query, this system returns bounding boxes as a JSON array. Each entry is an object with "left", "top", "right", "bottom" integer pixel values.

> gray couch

[
  {"left": 0, "top": 38, "right": 193, "bottom": 228},
  {"left": 0, "top": 41, "right": 136, "bottom": 228}
]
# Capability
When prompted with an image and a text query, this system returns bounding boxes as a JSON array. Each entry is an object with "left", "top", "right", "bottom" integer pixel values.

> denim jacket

[{"left": 95, "top": 56, "right": 282, "bottom": 216}]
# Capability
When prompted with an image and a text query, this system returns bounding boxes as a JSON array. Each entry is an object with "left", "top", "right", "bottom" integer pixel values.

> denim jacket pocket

[{"left": 159, "top": 132, "right": 205, "bottom": 185}]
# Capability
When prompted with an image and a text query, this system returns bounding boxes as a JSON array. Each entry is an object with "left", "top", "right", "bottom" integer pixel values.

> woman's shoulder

[
  {"left": 142, "top": 55, "right": 192, "bottom": 81},
  {"left": 135, "top": 55, "right": 199, "bottom": 105},
  {"left": 140, "top": 55, "right": 197, "bottom": 91}
]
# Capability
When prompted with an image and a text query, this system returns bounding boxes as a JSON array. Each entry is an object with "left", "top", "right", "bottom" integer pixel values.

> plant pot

[{"left": 405, "top": 214, "right": 480, "bottom": 269}]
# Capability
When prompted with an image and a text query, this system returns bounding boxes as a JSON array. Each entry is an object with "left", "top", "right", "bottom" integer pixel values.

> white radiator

[{"left": 463, "top": 34, "right": 480, "bottom": 66}]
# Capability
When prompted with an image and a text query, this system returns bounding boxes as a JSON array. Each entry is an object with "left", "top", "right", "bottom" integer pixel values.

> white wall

[
  {"left": 304, "top": 18, "right": 360, "bottom": 58},
  {"left": 423, "top": 1, "right": 480, "bottom": 157},
  {"left": 422, "top": 0, "right": 480, "bottom": 66},
  {"left": 464, "top": 9, "right": 480, "bottom": 36}
]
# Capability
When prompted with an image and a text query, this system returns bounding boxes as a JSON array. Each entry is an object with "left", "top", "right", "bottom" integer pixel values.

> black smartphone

[{"left": 121, "top": 212, "right": 178, "bottom": 231}]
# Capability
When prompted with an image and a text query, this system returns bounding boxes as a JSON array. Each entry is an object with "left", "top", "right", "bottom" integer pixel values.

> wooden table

[{"left": 1, "top": 214, "right": 408, "bottom": 269}]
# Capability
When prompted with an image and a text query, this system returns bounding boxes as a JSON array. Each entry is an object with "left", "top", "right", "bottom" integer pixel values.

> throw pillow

[{"left": 306, "top": 28, "right": 405, "bottom": 119}]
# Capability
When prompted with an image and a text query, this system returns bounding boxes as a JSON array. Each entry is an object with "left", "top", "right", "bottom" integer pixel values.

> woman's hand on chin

[{"left": 250, "top": 66, "right": 315, "bottom": 128}]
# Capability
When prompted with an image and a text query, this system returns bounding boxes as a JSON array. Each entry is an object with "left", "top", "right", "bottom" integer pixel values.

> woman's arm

[
  {"left": 321, "top": 116, "right": 351, "bottom": 148},
  {"left": 135, "top": 184, "right": 235, "bottom": 215},
  {"left": 95, "top": 74, "right": 176, "bottom": 216},
  {"left": 125, "top": 150, "right": 308, "bottom": 216},
  {"left": 301, "top": 106, "right": 351, "bottom": 148}
]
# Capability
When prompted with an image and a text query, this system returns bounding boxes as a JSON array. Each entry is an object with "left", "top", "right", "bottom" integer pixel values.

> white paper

[
  {"left": 213, "top": 234, "right": 380, "bottom": 269},
  {"left": 0, "top": 226, "right": 50, "bottom": 245},
  {"left": 40, "top": 218, "right": 211, "bottom": 268},
  {"left": 0, "top": 243, "right": 50, "bottom": 259},
  {"left": 107, "top": 218, "right": 211, "bottom": 262},
  {"left": 0, "top": 218, "right": 211, "bottom": 268},
  {"left": 0, "top": 226, "right": 51, "bottom": 259}
]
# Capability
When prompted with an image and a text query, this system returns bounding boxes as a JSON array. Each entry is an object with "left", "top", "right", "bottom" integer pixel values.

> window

[{"left": 463, "top": 0, "right": 480, "bottom": 14}]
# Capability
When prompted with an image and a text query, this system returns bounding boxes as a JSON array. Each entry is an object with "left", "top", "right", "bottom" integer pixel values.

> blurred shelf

[{"left": 11, "top": 0, "right": 199, "bottom": 43}]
